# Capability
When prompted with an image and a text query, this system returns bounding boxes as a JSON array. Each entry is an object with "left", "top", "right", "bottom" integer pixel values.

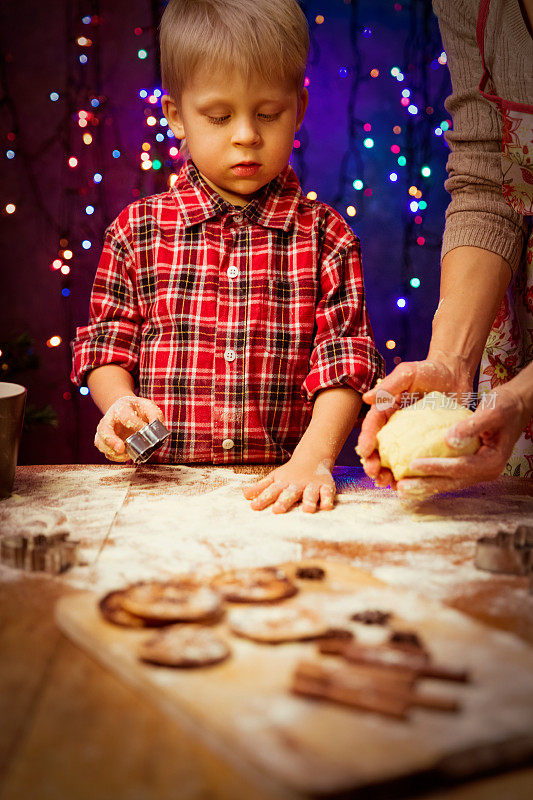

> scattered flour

[{"left": 2, "top": 466, "right": 532, "bottom": 620}]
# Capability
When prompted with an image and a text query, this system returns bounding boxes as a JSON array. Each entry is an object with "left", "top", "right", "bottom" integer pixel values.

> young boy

[{"left": 71, "top": 0, "right": 384, "bottom": 514}]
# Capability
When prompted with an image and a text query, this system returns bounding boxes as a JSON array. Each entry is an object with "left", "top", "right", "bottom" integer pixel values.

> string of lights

[
  {"left": 133, "top": 1, "right": 179, "bottom": 199},
  {"left": 2, "top": 4, "right": 125, "bottom": 346},
  {"left": 0, "top": 49, "right": 64, "bottom": 234},
  {"left": 289, "top": 0, "right": 313, "bottom": 188},
  {"left": 1, "top": 2, "right": 135, "bottom": 459},
  {"left": 57, "top": 2, "right": 108, "bottom": 454},
  {"left": 295, "top": 1, "right": 451, "bottom": 366},
  {"left": 331, "top": 0, "right": 368, "bottom": 217},
  {"left": 393, "top": 0, "right": 451, "bottom": 358}
]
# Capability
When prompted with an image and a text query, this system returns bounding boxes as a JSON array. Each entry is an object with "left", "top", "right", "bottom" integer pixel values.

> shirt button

[
  {"left": 224, "top": 348, "right": 236, "bottom": 362},
  {"left": 227, "top": 265, "right": 239, "bottom": 279},
  {"left": 234, "top": 213, "right": 244, "bottom": 224},
  {"left": 222, "top": 438, "right": 234, "bottom": 450}
]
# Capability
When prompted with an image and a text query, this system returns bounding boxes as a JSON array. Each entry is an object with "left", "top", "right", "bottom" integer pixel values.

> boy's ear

[
  {"left": 295, "top": 87, "right": 309, "bottom": 132},
  {"left": 161, "top": 95, "right": 185, "bottom": 139}
]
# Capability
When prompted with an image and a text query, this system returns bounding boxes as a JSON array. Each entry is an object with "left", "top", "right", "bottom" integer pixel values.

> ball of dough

[{"left": 376, "top": 391, "right": 480, "bottom": 480}]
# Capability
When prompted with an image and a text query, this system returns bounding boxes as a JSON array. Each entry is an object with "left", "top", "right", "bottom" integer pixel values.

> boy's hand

[
  {"left": 242, "top": 456, "right": 336, "bottom": 514},
  {"left": 94, "top": 395, "right": 165, "bottom": 462}
]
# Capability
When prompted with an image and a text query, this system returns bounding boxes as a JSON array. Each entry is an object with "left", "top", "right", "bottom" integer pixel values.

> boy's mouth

[{"left": 231, "top": 162, "right": 260, "bottom": 177}]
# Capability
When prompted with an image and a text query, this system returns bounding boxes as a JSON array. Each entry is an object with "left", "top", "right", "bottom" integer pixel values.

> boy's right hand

[{"left": 94, "top": 395, "right": 165, "bottom": 462}]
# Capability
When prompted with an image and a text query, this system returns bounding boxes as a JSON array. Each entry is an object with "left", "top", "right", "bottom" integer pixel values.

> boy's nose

[{"left": 231, "top": 118, "right": 261, "bottom": 147}]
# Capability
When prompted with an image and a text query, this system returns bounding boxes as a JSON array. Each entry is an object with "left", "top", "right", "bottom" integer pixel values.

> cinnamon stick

[
  {"left": 292, "top": 660, "right": 461, "bottom": 718},
  {"left": 292, "top": 660, "right": 410, "bottom": 719}
]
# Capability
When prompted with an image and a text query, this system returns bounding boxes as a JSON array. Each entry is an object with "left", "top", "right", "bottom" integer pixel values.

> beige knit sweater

[{"left": 433, "top": 0, "right": 533, "bottom": 273}]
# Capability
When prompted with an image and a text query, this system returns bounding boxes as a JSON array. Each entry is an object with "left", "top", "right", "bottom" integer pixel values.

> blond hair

[{"left": 160, "top": 0, "right": 309, "bottom": 103}]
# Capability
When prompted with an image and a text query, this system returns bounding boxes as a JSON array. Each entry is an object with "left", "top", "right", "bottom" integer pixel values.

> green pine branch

[{"left": 0, "top": 332, "right": 58, "bottom": 429}]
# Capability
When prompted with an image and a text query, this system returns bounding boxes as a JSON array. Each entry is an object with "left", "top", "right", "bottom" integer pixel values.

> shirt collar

[{"left": 170, "top": 159, "right": 303, "bottom": 231}]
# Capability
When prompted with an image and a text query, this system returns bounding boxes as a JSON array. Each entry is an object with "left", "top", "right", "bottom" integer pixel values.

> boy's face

[{"left": 162, "top": 67, "right": 308, "bottom": 207}]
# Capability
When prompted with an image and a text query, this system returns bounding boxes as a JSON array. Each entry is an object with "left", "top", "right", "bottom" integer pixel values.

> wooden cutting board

[{"left": 55, "top": 560, "right": 533, "bottom": 799}]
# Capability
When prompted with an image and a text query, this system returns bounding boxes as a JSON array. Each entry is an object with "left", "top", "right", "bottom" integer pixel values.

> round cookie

[
  {"left": 228, "top": 604, "right": 328, "bottom": 643},
  {"left": 211, "top": 566, "right": 297, "bottom": 603},
  {"left": 139, "top": 626, "right": 230, "bottom": 667},
  {"left": 99, "top": 589, "right": 165, "bottom": 628},
  {"left": 376, "top": 391, "right": 480, "bottom": 481},
  {"left": 120, "top": 580, "right": 222, "bottom": 622}
]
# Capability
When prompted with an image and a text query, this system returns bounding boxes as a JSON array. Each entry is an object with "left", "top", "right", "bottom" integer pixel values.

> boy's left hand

[{"left": 242, "top": 457, "right": 336, "bottom": 514}]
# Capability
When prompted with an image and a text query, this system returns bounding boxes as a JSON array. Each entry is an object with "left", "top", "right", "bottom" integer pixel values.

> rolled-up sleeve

[
  {"left": 71, "top": 216, "right": 141, "bottom": 387},
  {"left": 301, "top": 212, "right": 385, "bottom": 402}
]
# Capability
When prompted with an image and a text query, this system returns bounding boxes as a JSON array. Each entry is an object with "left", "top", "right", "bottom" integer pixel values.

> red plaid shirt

[{"left": 72, "top": 160, "right": 384, "bottom": 464}]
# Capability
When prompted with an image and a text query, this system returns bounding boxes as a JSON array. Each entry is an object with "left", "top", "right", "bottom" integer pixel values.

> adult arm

[{"left": 357, "top": 246, "right": 512, "bottom": 484}]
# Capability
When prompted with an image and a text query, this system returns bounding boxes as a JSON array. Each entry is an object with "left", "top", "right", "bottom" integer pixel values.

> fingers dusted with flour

[
  {"left": 94, "top": 395, "right": 165, "bottom": 462},
  {"left": 301, "top": 483, "right": 321, "bottom": 513},
  {"left": 243, "top": 458, "right": 337, "bottom": 514},
  {"left": 242, "top": 386, "right": 362, "bottom": 513},
  {"left": 241, "top": 473, "right": 276, "bottom": 501}
]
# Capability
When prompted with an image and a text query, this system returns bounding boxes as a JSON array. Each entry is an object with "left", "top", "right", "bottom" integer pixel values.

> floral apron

[{"left": 476, "top": 0, "right": 533, "bottom": 477}]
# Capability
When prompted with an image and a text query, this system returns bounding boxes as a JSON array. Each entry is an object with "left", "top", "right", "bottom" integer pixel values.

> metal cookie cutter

[
  {"left": 125, "top": 419, "right": 170, "bottom": 463},
  {"left": 474, "top": 525, "right": 533, "bottom": 578},
  {"left": 0, "top": 532, "right": 79, "bottom": 574}
]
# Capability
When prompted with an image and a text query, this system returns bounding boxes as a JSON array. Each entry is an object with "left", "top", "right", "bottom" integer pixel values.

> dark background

[{"left": 0, "top": 0, "right": 452, "bottom": 465}]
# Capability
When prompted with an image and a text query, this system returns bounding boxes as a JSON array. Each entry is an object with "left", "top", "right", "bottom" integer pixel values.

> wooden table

[{"left": 1, "top": 464, "right": 532, "bottom": 800}]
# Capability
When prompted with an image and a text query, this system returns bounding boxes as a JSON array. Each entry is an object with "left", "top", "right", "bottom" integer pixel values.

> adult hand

[
  {"left": 94, "top": 395, "right": 165, "bottom": 462},
  {"left": 356, "top": 357, "right": 472, "bottom": 487},
  {"left": 242, "top": 456, "right": 336, "bottom": 514},
  {"left": 397, "top": 384, "right": 531, "bottom": 499}
]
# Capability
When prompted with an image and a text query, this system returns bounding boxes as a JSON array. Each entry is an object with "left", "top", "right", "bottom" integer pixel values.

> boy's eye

[
  {"left": 207, "top": 115, "right": 230, "bottom": 125},
  {"left": 206, "top": 112, "right": 280, "bottom": 125}
]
